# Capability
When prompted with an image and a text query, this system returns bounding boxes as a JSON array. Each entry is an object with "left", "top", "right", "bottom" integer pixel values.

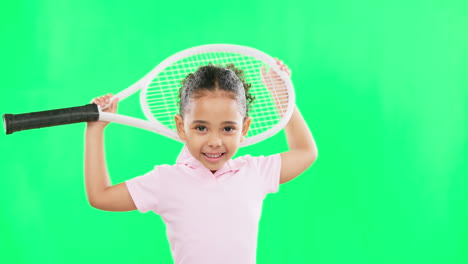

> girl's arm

[
  {"left": 279, "top": 107, "right": 318, "bottom": 184},
  {"left": 85, "top": 94, "right": 137, "bottom": 211},
  {"left": 264, "top": 59, "right": 318, "bottom": 184}
]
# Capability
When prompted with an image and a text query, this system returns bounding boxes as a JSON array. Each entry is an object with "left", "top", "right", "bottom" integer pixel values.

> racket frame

[
  {"left": 134, "top": 44, "right": 295, "bottom": 146},
  {"left": 4, "top": 44, "right": 295, "bottom": 147}
]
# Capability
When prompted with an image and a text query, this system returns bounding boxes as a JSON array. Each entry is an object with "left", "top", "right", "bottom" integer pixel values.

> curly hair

[{"left": 178, "top": 63, "right": 255, "bottom": 118}]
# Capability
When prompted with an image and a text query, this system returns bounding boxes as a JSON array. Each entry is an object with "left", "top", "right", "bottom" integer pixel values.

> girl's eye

[
  {"left": 195, "top": 126, "right": 207, "bottom": 132},
  {"left": 224, "top": 126, "right": 235, "bottom": 133}
]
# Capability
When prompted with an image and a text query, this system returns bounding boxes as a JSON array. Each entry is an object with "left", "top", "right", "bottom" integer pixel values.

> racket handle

[{"left": 3, "top": 104, "right": 99, "bottom": 134}]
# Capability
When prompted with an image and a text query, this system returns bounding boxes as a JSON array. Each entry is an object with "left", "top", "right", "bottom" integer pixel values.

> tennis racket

[{"left": 3, "top": 44, "right": 295, "bottom": 147}]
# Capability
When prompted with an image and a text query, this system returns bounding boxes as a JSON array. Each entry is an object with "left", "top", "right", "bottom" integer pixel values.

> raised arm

[
  {"left": 262, "top": 59, "right": 318, "bottom": 184},
  {"left": 84, "top": 94, "right": 137, "bottom": 211},
  {"left": 279, "top": 107, "right": 317, "bottom": 184}
]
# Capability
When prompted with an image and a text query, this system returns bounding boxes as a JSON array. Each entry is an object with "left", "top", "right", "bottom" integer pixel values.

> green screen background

[{"left": 1, "top": 0, "right": 467, "bottom": 263}]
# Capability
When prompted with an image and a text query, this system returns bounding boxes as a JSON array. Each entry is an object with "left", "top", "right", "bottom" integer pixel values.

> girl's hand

[
  {"left": 273, "top": 58, "right": 291, "bottom": 77},
  {"left": 87, "top": 93, "right": 119, "bottom": 129},
  {"left": 261, "top": 58, "right": 292, "bottom": 117}
]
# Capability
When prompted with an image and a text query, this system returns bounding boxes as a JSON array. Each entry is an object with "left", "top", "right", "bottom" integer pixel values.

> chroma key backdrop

[{"left": 0, "top": 0, "right": 467, "bottom": 264}]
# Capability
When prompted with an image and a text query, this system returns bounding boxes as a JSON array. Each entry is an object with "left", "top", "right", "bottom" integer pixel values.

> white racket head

[{"left": 139, "top": 44, "right": 295, "bottom": 147}]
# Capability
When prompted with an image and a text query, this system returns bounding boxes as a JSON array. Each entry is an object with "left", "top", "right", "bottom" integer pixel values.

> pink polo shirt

[{"left": 125, "top": 146, "right": 281, "bottom": 264}]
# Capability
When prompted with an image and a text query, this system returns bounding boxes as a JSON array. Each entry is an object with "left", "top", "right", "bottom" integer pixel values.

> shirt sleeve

[
  {"left": 125, "top": 166, "right": 161, "bottom": 214},
  {"left": 250, "top": 154, "right": 282, "bottom": 195}
]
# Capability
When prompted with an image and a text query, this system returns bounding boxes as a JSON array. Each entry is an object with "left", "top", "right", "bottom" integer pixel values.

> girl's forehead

[{"left": 185, "top": 92, "right": 243, "bottom": 120}]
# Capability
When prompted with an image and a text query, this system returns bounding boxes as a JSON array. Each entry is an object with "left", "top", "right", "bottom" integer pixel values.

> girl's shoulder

[{"left": 232, "top": 153, "right": 280, "bottom": 168}]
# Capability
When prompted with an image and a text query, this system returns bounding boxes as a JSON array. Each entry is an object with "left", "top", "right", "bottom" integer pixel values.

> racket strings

[{"left": 144, "top": 52, "right": 290, "bottom": 139}]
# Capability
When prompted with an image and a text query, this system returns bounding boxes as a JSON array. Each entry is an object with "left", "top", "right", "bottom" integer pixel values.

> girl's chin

[{"left": 199, "top": 157, "right": 228, "bottom": 171}]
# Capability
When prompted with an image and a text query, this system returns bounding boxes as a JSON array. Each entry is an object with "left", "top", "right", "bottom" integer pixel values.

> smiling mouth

[{"left": 203, "top": 153, "right": 225, "bottom": 158}]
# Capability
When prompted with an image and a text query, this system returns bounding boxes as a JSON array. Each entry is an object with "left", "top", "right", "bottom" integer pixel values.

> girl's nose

[{"left": 208, "top": 133, "right": 222, "bottom": 147}]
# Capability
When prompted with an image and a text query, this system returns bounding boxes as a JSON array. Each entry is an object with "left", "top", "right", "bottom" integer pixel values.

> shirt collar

[{"left": 176, "top": 145, "right": 239, "bottom": 174}]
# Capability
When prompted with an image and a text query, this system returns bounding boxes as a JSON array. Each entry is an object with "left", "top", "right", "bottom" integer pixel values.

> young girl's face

[{"left": 175, "top": 91, "right": 251, "bottom": 171}]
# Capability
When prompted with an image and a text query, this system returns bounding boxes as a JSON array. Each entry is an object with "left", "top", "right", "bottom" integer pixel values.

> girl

[{"left": 85, "top": 59, "right": 318, "bottom": 264}]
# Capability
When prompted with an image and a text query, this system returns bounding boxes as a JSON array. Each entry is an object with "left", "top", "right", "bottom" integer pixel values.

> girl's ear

[
  {"left": 240, "top": 117, "right": 251, "bottom": 142},
  {"left": 174, "top": 114, "right": 186, "bottom": 140}
]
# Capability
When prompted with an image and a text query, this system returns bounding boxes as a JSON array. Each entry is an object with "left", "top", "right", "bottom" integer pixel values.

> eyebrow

[{"left": 192, "top": 120, "right": 239, "bottom": 125}]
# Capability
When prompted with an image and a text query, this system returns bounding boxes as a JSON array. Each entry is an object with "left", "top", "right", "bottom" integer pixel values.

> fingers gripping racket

[{"left": 3, "top": 44, "right": 295, "bottom": 147}]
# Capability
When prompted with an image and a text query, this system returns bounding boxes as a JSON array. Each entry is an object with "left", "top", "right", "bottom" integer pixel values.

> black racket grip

[{"left": 3, "top": 104, "right": 99, "bottom": 134}]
